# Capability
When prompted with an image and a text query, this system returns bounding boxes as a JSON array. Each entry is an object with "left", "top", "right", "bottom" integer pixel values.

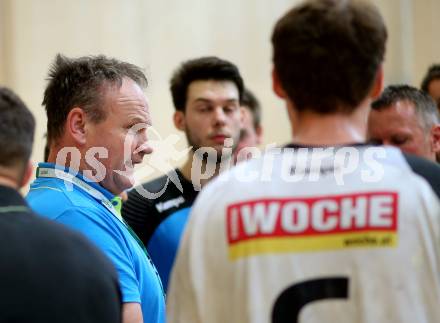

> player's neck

[
  {"left": 47, "top": 142, "right": 89, "bottom": 176},
  {"left": 47, "top": 140, "right": 77, "bottom": 166},
  {"left": 0, "top": 172, "right": 20, "bottom": 190},
  {"left": 179, "top": 157, "right": 193, "bottom": 183},
  {"left": 290, "top": 104, "right": 369, "bottom": 146}
]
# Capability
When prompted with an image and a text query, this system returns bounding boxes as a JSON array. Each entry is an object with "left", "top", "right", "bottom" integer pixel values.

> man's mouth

[
  {"left": 122, "top": 160, "right": 136, "bottom": 172},
  {"left": 211, "top": 134, "right": 228, "bottom": 144},
  {"left": 128, "top": 156, "right": 144, "bottom": 166}
]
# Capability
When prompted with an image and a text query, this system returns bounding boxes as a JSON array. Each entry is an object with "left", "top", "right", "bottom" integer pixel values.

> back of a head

[
  {"left": 43, "top": 54, "right": 148, "bottom": 144},
  {"left": 421, "top": 64, "right": 440, "bottom": 93},
  {"left": 272, "top": 0, "right": 387, "bottom": 114},
  {"left": 0, "top": 87, "right": 35, "bottom": 174},
  {"left": 372, "top": 84, "right": 440, "bottom": 130},
  {"left": 241, "top": 88, "right": 262, "bottom": 129},
  {"left": 170, "top": 56, "right": 244, "bottom": 112}
]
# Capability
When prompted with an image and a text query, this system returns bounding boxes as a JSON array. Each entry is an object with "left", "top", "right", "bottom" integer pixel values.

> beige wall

[
  {"left": 412, "top": 0, "right": 440, "bottom": 84},
  {"left": 1, "top": 0, "right": 439, "bottom": 184},
  {"left": 0, "top": 0, "right": 11, "bottom": 84}
]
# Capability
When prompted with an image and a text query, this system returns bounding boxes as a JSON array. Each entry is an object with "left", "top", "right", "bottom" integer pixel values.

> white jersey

[{"left": 167, "top": 145, "right": 440, "bottom": 323}]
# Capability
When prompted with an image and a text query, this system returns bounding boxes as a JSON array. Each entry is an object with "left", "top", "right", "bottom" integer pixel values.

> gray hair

[{"left": 372, "top": 84, "right": 440, "bottom": 132}]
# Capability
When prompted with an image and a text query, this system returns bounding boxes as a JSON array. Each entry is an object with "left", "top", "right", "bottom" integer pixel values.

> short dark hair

[
  {"left": 241, "top": 88, "right": 261, "bottom": 129},
  {"left": 421, "top": 64, "right": 440, "bottom": 93},
  {"left": 271, "top": 0, "right": 387, "bottom": 114},
  {"left": 170, "top": 56, "right": 244, "bottom": 112},
  {"left": 0, "top": 87, "right": 35, "bottom": 168},
  {"left": 43, "top": 133, "right": 50, "bottom": 162},
  {"left": 43, "top": 54, "right": 148, "bottom": 142},
  {"left": 372, "top": 84, "right": 440, "bottom": 131}
]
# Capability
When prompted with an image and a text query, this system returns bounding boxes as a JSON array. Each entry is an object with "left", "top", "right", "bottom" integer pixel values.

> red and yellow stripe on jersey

[{"left": 226, "top": 192, "right": 398, "bottom": 260}]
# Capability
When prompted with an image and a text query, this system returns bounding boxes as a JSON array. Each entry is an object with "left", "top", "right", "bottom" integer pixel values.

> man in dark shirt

[
  {"left": 122, "top": 57, "right": 244, "bottom": 290},
  {"left": 0, "top": 86, "right": 121, "bottom": 322}
]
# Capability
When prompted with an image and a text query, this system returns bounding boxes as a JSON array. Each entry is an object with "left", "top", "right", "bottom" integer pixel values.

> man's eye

[
  {"left": 224, "top": 105, "right": 237, "bottom": 113},
  {"left": 391, "top": 136, "right": 409, "bottom": 145},
  {"left": 125, "top": 124, "right": 139, "bottom": 131},
  {"left": 369, "top": 138, "right": 382, "bottom": 145},
  {"left": 198, "top": 106, "right": 212, "bottom": 112}
]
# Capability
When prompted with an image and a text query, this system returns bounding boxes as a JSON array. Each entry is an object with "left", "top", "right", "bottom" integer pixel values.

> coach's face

[
  {"left": 367, "top": 100, "right": 437, "bottom": 161},
  {"left": 85, "top": 77, "right": 153, "bottom": 194}
]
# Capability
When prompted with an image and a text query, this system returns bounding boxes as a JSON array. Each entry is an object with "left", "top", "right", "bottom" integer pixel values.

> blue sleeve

[{"left": 56, "top": 208, "right": 141, "bottom": 304}]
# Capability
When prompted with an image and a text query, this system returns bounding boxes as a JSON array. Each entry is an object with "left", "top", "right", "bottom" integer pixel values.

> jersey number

[{"left": 272, "top": 277, "right": 349, "bottom": 323}]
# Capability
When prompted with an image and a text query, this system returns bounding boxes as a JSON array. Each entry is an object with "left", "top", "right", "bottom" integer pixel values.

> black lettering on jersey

[{"left": 272, "top": 277, "right": 349, "bottom": 323}]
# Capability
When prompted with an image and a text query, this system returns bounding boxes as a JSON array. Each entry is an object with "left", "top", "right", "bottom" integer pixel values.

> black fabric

[
  {"left": 403, "top": 153, "right": 440, "bottom": 199},
  {"left": 0, "top": 185, "right": 121, "bottom": 323},
  {"left": 122, "top": 169, "right": 198, "bottom": 247},
  {"left": 285, "top": 142, "right": 371, "bottom": 149}
]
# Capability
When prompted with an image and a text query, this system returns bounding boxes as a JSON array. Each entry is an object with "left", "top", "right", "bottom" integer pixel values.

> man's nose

[
  {"left": 139, "top": 141, "right": 153, "bottom": 155},
  {"left": 213, "top": 107, "right": 227, "bottom": 126},
  {"left": 136, "top": 129, "right": 153, "bottom": 156}
]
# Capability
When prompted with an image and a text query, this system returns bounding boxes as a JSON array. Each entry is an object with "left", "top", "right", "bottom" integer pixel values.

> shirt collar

[
  {"left": 284, "top": 142, "right": 373, "bottom": 149},
  {"left": 37, "top": 162, "right": 115, "bottom": 200},
  {"left": 0, "top": 185, "right": 27, "bottom": 207}
]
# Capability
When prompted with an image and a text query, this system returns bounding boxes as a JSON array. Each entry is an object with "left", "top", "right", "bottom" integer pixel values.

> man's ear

[
  {"left": 255, "top": 125, "right": 263, "bottom": 145},
  {"left": 272, "top": 68, "right": 286, "bottom": 99},
  {"left": 430, "top": 124, "right": 440, "bottom": 154},
  {"left": 173, "top": 111, "right": 186, "bottom": 131},
  {"left": 370, "top": 65, "right": 384, "bottom": 100},
  {"left": 239, "top": 106, "right": 246, "bottom": 129},
  {"left": 19, "top": 160, "right": 33, "bottom": 188},
  {"left": 66, "top": 107, "right": 87, "bottom": 145}
]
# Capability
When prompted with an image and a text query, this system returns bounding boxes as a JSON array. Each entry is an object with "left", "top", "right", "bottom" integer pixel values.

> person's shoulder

[
  {"left": 23, "top": 209, "right": 90, "bottom": 242},
  {"left": 401, "top": 153, "right": 440, "bottom": 199},
  {"left": 35, "top": 212, "right": 119, "bottom": 274},
  {"left": 0, "top": 208, "right": 121, "bottom": 322},
  {"left": 125, "top": 169, "right": 192, "bottom": 206},
  {"left": 125, "top": 173, "right": 169, "bottom": 203},
  {"left": 17, "top": 209, "right": 113, "bottom": 265},
  {"left": 35, "top": 214, "right": 120, "bottom": 294},
  {"left": 55, "top": 206, "right": 125, "bottom": 240},
  {"left": 208, "top": 151, "right": 273, "bottom": 190},
  {"left": 27, "top": 178, "right": 82, "bottom": 208},
  {"left": 27, "top": 178, "right": 72, "bottom": 200},
  {"left": 123, "top": 174, "right": 169, "bottom": 213},
  {"left": 140, "top": 173, "right": 172, "bottom": 194},
  {"left": 27, "top": 179, "right": 108, "bottom": 221},
  {"left": 196, "top": 157, "right": 265, "bottom": 209}
]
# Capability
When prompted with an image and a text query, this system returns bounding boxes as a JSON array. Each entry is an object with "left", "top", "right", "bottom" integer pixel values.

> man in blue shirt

[{"left": 27, "top": 54, "right": 165, "bottom": 323}]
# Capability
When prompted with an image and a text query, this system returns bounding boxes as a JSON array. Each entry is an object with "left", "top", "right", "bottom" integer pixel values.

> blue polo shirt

[{"left": 26, "top": 163, "right": 165, "bottom": 323}]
